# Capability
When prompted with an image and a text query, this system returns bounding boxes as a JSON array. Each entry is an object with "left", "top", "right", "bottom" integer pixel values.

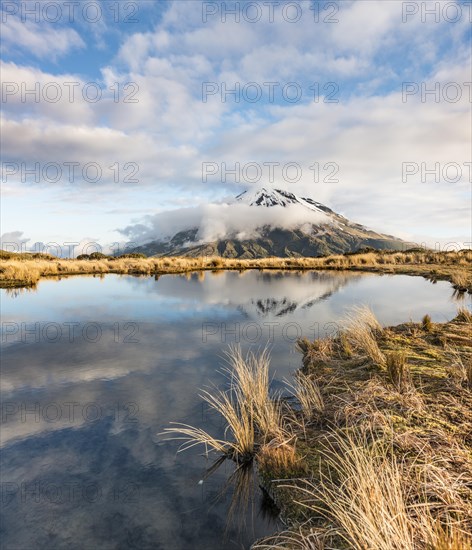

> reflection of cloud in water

[
  {"left": 1, "top": 418, "right": 276, "bottom": 549},
  {"left": 0, "top": 271, "right": 460, "bottom": 549},
  {"left": 1, "top": 331, "right": 279, "bottom": 547},
  {"left": 1, "top": 322, "right": 218, "bottom": 446},
  {"left": 128, "top": 270, "right": 363, "bottom": 319}
]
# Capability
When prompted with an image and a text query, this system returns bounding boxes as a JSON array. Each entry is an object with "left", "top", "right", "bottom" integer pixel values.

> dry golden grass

[
  {"left": 295, "top": 432, "right": 416, "bottom": 550},
  {"left": 448, "top": 346, "right": 472, "bottom": 389},
  {"left": 456, "top": 307, "right": 472, "bottom": 323},
  {"left": 223, "top": 346, "right": 287, "bottom": 444},
  {"left": 260, "top": 430, "right": 472, "bottom": 550},
  {"left": 1, "top": 250, "right": 471, "bottom": 291},
  {"left": 163, "top": 384, "right": 256, "bottom": 463},
  {"left": 286, "top": 371, "right": 325, "bottom": 422},
  {"left": 386, "top": 350, "right": 412, "bottom": 392},
  {"left": 255, "top": 308, "right": 472, "bottom": 549},
  {"left": 451, "top": 270, "right": 472, "bottom": 290},
  {"left": 342, "top": 306, "right": 386, "bottom": 368},
  {"left": 164, "top": 309, "right": 472, "bottom": 548},
  {"left": 297, "top": 337, "right": 334, "bottom": 362},
  {"left": 162, "top": 346, "right": 292, "bottom": 464},
  {"left": 253, "top": 527, "right": 332, "bottom": 550},
  {"left": 426, "top": 526, "right": 472, "bottom": 550},
  {"left": 422, "top": 314, "right": 433, "bottom": 332},
  {"left": 257, "top": 440, "right": 302, "bottom": 479}
]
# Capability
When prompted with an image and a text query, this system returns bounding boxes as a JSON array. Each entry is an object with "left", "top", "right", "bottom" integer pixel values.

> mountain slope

[{"left": 128, "top": 188, "right": 412, "bottom": 258}]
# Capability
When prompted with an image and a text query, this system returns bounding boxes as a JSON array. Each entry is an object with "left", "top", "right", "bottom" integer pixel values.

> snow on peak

[
  {"left": 235, "top": 187, "right": 329, "bottom": 215},
  {"left": 236, "top": 187, "right": 298, "bottom": 207}
]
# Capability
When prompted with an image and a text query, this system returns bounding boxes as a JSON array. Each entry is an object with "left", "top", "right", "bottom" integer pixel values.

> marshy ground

[
  {"left": 3, "top": 248, "right": 471, "bottom": 548},
  {"left": 1, "top": 249, "right": 471, "bottom": 293},
  {"left": 165, "top": 307, "right": 472, "bottom": 549}
]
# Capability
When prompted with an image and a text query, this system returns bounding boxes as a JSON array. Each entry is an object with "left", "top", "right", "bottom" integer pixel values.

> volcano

[{"left": 127, "top": 188, "right": 412, "bottom": 258}]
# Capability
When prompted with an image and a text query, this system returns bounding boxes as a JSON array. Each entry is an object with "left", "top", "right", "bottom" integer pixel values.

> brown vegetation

[
  {"left": 163, "top": 306, "right": 472, "bottom": 549},
  {"left": 1, "top": 249, "right": 471, "bottom": 291},
  {"left": 162, "top": 346, "right": 295, "bottom": 466},
  {"left": 254, "top": 307, "right": 472, "bottom": 549}
]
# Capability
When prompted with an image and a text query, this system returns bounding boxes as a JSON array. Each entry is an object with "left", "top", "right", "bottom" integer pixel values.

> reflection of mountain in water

[
  {"left": 125, "top": 269, "right": 363, "bottom": 319},
  {"left": 248, "top": 285, "right": 341, "bottom": 318},
  {"left": 237, "top": 271, "right": 359, "bottom": 318},
  {"left": 252, "top": 298, "right": 297, "bottom": 317}
]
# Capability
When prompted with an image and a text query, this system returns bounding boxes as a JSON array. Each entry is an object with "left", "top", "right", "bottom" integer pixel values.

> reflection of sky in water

[{"left": 0, "top": 271, "right": 463, "bottom": 549}]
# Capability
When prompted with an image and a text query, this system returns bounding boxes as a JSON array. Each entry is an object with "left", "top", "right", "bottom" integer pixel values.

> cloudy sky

[{"left": 1, "top": 0, "right": 471, "bottom": 254}]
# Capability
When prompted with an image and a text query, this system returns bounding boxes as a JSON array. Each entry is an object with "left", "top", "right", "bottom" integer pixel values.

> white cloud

[
  {"left": 2, "top": 0, "right": 470, "bottom": 245},
  {"left": 0, "top": 16, "right": 84, "bottom": 59},
  {"left": 0, "top": 114, "right": 199, "bottom": 186},
  {"left": 120, "top": 199, "right": 333, "bottom": 245},
  {"left": 0, "top": 231, "right": 30, "bottom": 252},
  {"left": 1, "top": 61, "right": 95, "bottom": 124}
]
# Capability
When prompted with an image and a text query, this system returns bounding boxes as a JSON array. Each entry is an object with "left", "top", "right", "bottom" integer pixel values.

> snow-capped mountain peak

[
  {"left": 236, "top": 187, "right": 299, "bottom": 207},
  {"left": 126, "top": 187, "right": 411, "bottom": 258},
  {"left": 235, "top": 187, "right": 332, "bottom": 215}
]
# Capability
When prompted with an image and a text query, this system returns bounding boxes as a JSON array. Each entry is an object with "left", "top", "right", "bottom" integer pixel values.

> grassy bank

[
  {"left": 1, "top": 249, "right": 471, "bottom": 291},
  {"left": 165, "top": 307, "right": 472, "bottom": 549}
]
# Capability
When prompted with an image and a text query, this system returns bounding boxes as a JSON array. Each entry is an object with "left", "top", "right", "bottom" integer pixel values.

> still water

[{"left": 0, "top": 270, "right": 461, "bottom": 549}]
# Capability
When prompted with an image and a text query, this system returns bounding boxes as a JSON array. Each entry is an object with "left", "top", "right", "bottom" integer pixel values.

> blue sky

[{"left": 1, "top": 0, "right": 471, "bottom": 254}]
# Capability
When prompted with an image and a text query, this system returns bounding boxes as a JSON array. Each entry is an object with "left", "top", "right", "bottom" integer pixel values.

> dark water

[{"left": 0, "top": 271, "right": 461, "bottom": 549}]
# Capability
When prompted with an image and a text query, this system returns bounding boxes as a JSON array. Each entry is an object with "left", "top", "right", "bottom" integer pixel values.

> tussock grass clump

[
  {"left": 162, "top": 346, "right": 292, "bottom": 464},
  {"left": 386, "top": 351, "right": 412, "bottom": 392},
  {"left": 339, "top": 331, "right": 353, "bottom": 358},
  {"left": 256, "top": 313, "right": 472, "bottom": 550},
  {"left": 200, "top": 387, "right": 256, "bottom": 461},
  {"left": 253, "top": 526, "right": 331, "bottom": 549},
  {"left": 295, "top": 432, "right": 415, "bottom": 550},
  {"left": 426, "top": 525, "right": 472, "bottom": 550},
  {"left": 297, "top": 337, "right": 333, "bottom": 359},
  {"left": 257, "top": 440, "right": 303, "bottom": 479},
  {"left": 210, "top": 257, "right": 224, "bottom": 268},
  {"left": 456, "top": 307, "right": 472, "bottom": 324},
  {"left": 451, "top": 270, "right": 471, "bottom": 291},
  {"left": 347, "top": 304, "right": 383, "bottom": 332},
  {"left": 422, "top": 314, "right": 432, "bottom": 332},
  {"left": 286, "top": 371, "right": 324, "bottom": 422},
  {"left": 448, "top": 346, "right": 472, "bottom": 389},
  {"left": 342, "top": 306, "right": 386, "bottom": 368},
  {"left": 224, "top": 346, "right": 289, "bottom": 444},
  {"left": 260, "top": 430, "right": 472, "bottom": 550},
  {"left": 163, "top": 384, "right": 255, "bottom": 461},
  {"left": 297, "top": 337, "right": 335, "bottom": 370}
]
